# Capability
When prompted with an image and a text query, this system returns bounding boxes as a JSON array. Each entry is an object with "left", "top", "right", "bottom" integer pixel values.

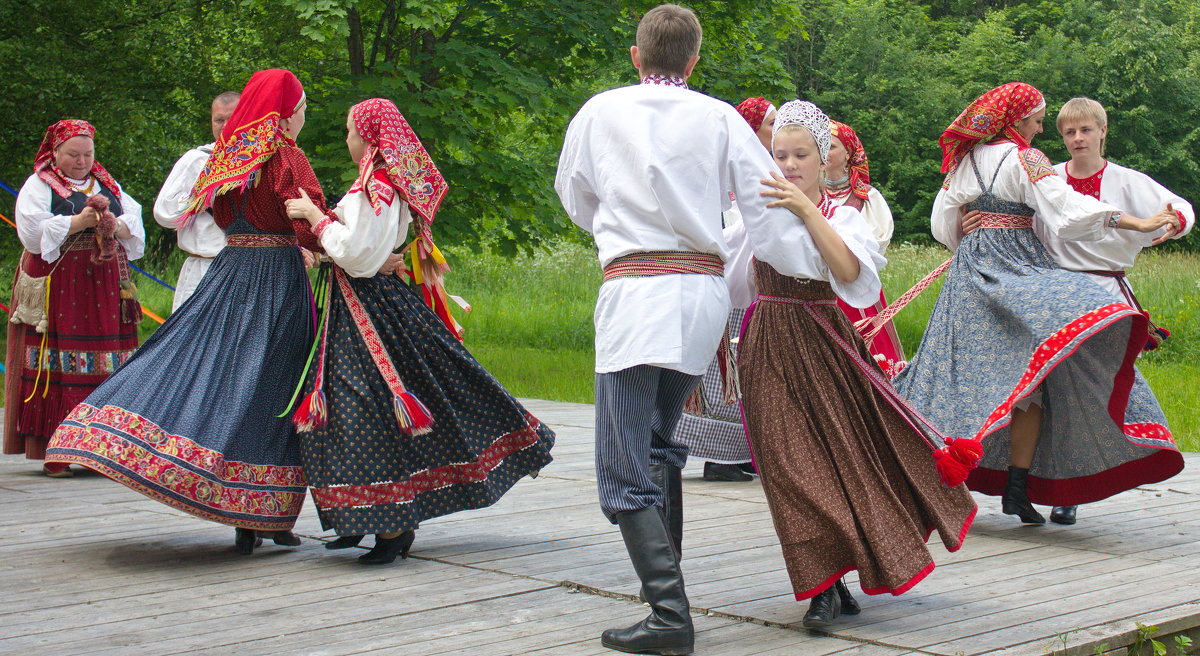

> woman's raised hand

[
  {"left": 285, "top": 188, "right": 323, "bottom": 225},
  {"left": 760, "top": 171, "right": 818, "bottom": 218}
]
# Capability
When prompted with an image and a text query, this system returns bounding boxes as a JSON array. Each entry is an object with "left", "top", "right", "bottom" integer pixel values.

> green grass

[{"left": 3, "top": 240, "right": 1198, "bottom": 451}]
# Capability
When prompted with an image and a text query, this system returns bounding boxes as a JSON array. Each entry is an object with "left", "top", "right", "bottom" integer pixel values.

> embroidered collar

[
  {"left": 818, "top": 192, "right": 835, "bottom": 219},
  {"left": 641, "top": 74, "right": 688, "bottom": 89}
]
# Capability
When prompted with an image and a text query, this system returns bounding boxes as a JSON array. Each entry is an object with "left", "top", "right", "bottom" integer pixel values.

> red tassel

[
  {"left": 933, "top": 436, "right": 984, "bottom": 487},
  {"left": 682, "top": 387, "right": 703, "bottom": 416},
  {"left": 393, "top": 392, "right": 434, "bottom": 436},
  {"left": 293, "top": 389, "right": 326, "bottom": 432}
]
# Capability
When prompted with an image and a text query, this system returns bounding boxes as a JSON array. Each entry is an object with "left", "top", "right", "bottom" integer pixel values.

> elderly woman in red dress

[{"left": 5, "top": 120, "right": 144, "bottom": 477}]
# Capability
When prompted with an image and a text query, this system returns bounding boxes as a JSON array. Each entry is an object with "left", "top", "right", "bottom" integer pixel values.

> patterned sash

[
  {"left": 226, "top": 234, "right": 299, "bottom": 248},
  {"left": 602, "top": 251, "right": 724, "bottom": 282}
]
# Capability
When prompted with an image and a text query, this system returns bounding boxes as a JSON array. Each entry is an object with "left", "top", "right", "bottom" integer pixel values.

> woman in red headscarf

[
  {"left": 5, "top": 120, "right": 144, "bottom": 477},
  {"left": 823, "top": 120, "right": 905, "bottom": 374},
  {"left": 892, "top": 82, "right": 1182, "bottom": 525},
  {"left": 45, "top": 69, "right": 338, "bottom": 554},
  {"left": 283, "top": 98, "right": 555, "bottom": 565}
]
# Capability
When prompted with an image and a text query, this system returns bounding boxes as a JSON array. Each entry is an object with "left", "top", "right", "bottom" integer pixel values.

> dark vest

[{"left": 49, "top": 179, "right": 123, "bottom": 217}]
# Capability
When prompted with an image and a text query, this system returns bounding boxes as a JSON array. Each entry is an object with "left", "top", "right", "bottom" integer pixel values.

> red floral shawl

[
  {"left": 830, "top": 120, "right": 872, "bottom": 202},
  {"left": 33, "top": 119, "right": 121, "bottom": 200},
  {"left": 939, "top": 82, "right": 1044, "bottom": 174},
  {"left": 182, "top": 69, "right": 305, "bottom": 223}
]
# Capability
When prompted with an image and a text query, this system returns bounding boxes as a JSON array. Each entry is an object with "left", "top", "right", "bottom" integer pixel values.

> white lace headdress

[{"left": 773, "top": 100, "right": 832, "bottom": 163}]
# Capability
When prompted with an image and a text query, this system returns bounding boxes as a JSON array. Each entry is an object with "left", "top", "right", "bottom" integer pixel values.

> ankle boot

[
  {"left": 1001, "top": 466, "right": 1046, "bottom": 524},
  {"left": 803, "top": 586, "right": 843, "bottom": 628},
  {"left": 601, "top": 506, "right": 693, "bottom": 655},
  {"left": 234, "top": 528, "right": 263, "bottom": 555},
  {"left": 266, "top": 530, "right": 302, "bottom": 546},
  {"left": 1049, "top": 505, "right": 1077, "bottom": 525},
  {"left": 358, "top": 531, "right": 415, "bottom": 565},
  {"left": 834, "top": 578, "right": 860, "bottom": 615},
  {"left": 648, "top": 462, "right": 684, "bottom": 554},
  {"left": 702, "top": 461, "right": 752, "bottom": 482},
  {"left": 325, "top": 535, "right": 365, "bottom": 550}
]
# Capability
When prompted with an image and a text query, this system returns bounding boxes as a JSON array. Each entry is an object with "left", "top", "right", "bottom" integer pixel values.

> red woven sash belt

[
  {"left": 602, "top": 250, "right": 724, "bottom": 282},
  {"left": 979, "top": 212, "right": 1033, "bottom": 229},
  {"left": 226, "top": 234, "right": 299, "bottom": 248}
]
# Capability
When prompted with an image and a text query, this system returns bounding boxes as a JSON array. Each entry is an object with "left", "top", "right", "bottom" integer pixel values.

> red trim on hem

[
  {"left": 45, "top": 451, "right": 301, "bottom": 531},
  {"left": 310, "top": 416, "right": 546, "bottom": 510},
  {"left": 967, "top": 449, "right": 1184, "bottom": 506}
]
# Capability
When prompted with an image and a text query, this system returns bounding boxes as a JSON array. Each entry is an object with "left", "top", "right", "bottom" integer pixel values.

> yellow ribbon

[{"left": 24, "top": 273, "right": 52, "bottom": 402}]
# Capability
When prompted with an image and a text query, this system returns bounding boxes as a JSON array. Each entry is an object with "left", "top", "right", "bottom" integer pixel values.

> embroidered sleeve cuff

[
  {"left": 1106, "top": 211, "right": 1122, "bottom": 229},
  {"left": 313, "top": 216, "right": 334, "bottom": 238},
  {"left": 1174, "top": 209, "right": 1187, "bottom": 237}
]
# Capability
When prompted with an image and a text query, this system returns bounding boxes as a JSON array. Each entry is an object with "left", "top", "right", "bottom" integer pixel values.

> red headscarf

[
  {"left": 348, "top": 98, "right": 448, "bottom": 227},
  {"left": 939, "top": 82, "right": 1045, "bottom": 174},
  {"left": 830, "top": 120, "right": 871, "bottom": 202},
  {"left": 736, "top": 97, "right": 774, "bottom": 131},
  {"left": 182, "top": 69, "right": 306, "bottom": 223},
  {"left": 349, "top": 98, "right": 460, "bottom": 338},
  {"left": 33, "top": 119, "right": 121, "bottom": 200}
]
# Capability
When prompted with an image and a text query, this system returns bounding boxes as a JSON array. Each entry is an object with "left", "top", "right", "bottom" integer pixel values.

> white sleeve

[
  {"left": 826, "top": 206, "right": 886, "bottom": 309},
  {"left": 153, "top": 149, "right": 208, "bottom": 228},
  {"left": 862, "top": 187, "right": 894, "bottom": 252},
  {"left": 15, "top": 174, "right": 72, "bottom": 262},
  {"left": 554, "top": 112, "right": 601, "bottom": 234},
  {"left": 726, "top": 125, "right": 822, "bottom": 277},
  {"left": 1008, "top": 150, "right": 1119, "bottom": 242},
  {"left": 115, "top": 186, "right": 145, "bottom": 261},
  {"left": 721, "top": 204, "right": 756, "bottom": 309},
  {"left": 319, "top": 189, "right": 404, "bottom": 278},
  {"left": 931, "top": 175, "right": 972, "bottom": 252},
  {"left": 1125, "top": 169, "right": 1195, "bottom": 241}
]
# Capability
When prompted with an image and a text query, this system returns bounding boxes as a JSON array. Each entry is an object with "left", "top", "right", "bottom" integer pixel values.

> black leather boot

[
  {"left": 1049, "top": 505, "right": 1077, "bottom": 525},
  {"left": 601, "top": 506, "right": 694, "bottom": 655},
  {"left": 325, "top": 535, "right": 365, "bottom": 550},
  {"left": 834, "top": 578, "right": 860, "bottom": 615},
  {"left": 648, "top": 462, "right": 684, "bottom": 554},
  {"left": 234, "top": 528, "right": 263, "bottom": 555},
  {"left": 702, "top": 461, "right": 752, "bottom": 482},
  {"left": 265, "top": 530, "right": 302, "bottom": 546},
  {"left": 1001, "top": 466, "right": 1046, "bottom": 524},
  {"left": 803, "top": 586, "right": 843, "bottom": 628},
  {"left": 358, "top": 531, "right": 416, "bottom": 565}
]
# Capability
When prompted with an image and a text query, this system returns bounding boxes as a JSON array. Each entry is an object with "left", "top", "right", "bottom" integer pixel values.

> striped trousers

[{"left": 595, "top": 365, "right": 701, "bottom": 523}]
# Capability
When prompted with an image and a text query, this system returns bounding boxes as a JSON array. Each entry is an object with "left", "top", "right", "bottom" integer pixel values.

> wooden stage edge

[{"left": 1, "top": 400, "right": 1197, "bottom": 656}]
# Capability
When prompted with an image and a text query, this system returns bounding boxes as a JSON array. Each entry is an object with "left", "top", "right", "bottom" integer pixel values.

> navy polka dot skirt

[{"left": 298, "top": 269, "right": 555, "bottom": 536}]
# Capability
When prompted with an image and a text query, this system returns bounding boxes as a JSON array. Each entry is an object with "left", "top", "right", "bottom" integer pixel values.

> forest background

[{"left": 0, "top": 0, "right": 1198, "bottom": 441}]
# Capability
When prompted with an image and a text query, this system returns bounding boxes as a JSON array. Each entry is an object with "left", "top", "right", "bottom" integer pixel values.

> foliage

[{"left": 786, "top": 0, "right": 1200, "bottom": 248}]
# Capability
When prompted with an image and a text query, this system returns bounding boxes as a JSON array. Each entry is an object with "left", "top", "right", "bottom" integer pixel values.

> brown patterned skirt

[{"left": 738, "top": 263, "right": 976, "bottom": 600}]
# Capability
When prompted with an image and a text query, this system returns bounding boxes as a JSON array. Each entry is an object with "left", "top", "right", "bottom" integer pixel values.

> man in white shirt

[
  {"left": 555, "top": 5, "right": 799, "bottom": 654},
  {"left": 153, "top": 91, "right": 240, "bottom": 311}
]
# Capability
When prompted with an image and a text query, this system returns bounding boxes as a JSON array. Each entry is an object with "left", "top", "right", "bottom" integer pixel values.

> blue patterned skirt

[
  {"left": 892, "top": 227, "right": 1181, "bottom": 505},
  {"left": 46, "top": 223, "right": 312, "bottom": 530},
  {"left": 299, "top": 268, "right": 555, "bottom": 536}
]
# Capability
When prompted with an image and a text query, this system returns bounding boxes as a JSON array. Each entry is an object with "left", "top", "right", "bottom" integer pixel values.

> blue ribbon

[
  {"left": 0, "top": 180, "right": 18, "bottom": 197},
  {"left": 130, "top": 264, "right": 176, "bottom": 291}
]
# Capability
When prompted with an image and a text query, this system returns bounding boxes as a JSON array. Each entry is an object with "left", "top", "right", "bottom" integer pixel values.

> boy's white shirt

[
  {"left": 1037, "top": 161, "right": 1194, "bottom": 297},
  {"left": 556, "top": 82, "right": 882, "bottom": 374}
]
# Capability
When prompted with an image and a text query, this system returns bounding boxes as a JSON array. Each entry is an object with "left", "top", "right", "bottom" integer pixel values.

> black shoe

[
  {"left": 358, "top": 531, "right": 415, "bottom": 565},
  {"left": 1001, "top": 466, "right": 1046, "bottom": 524},
  {"left": 234, "top": 528, "right": 263, "bottom": 555},
  {"left": 736, "top": 462, "right": 758, "bottom": 476},
  {"left": 263, "top": 530, "right": 301, "bottom": 546},
  {"left": 325, "top": 535, "right": 365, "bottom": 550},
  {"left": 703, "top": 462, "right": 752, "bottom": 482},
  {"left": 803, "top": 587, "right": 843, "bottom": 628},
  {"left": 834, "top": 578, "right": 860, "bottom": 616},
  {"left": 600, "top": 506, "right": 694, "bottom": 655},
  {"left": 1050, "top": 506, "right": 1077, "bottom": 525}
]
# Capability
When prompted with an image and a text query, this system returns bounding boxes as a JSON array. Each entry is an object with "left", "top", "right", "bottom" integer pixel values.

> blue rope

[
  {"left": 0, "top": 180, "right": 17, "bottom": 197},
  {"left": 130, "top": 263, "right": 176, "bottom": 291}
]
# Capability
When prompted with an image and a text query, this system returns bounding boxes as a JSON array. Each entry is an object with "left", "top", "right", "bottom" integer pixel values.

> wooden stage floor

[{"left": 1, "top": 400, "right": 1197, "bottom": 655}]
